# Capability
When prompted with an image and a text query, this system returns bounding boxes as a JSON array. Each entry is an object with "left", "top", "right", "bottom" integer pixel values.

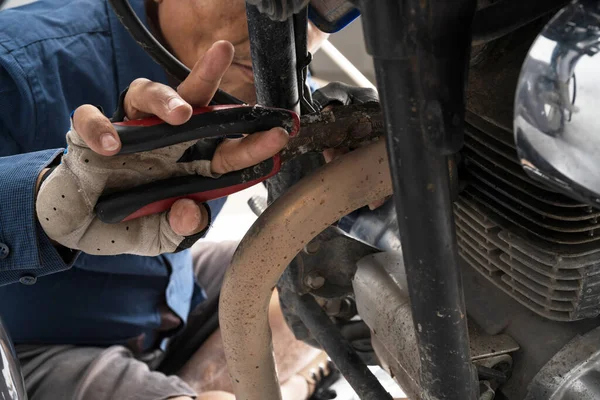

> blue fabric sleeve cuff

[{"left": 0, "top": 149, "right": 79, "bottom": 286}]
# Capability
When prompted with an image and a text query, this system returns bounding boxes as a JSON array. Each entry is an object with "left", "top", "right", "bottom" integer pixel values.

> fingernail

[
  {"left": 168, "top": 97, "right": 186, "bottom": 112},
  {"left": 101, "top": 133, "right": 119, "bottom": 151}
]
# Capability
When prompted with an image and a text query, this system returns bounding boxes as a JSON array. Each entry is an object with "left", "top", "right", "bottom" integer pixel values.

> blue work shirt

[{"left": 0, "top": 0, "right": 225, "bottom": 350}]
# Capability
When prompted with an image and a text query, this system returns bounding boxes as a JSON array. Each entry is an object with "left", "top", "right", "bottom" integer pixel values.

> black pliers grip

[{"left": 95, "top": 105, "right": 299, "bottom": 224}]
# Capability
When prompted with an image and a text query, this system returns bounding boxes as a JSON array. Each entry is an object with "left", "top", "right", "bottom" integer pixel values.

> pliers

[{"left": 95, "top": 102, "right": 382, "bottom": 224}]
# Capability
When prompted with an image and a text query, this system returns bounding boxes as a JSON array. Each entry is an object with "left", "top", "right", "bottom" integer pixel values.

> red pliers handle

[{"left": 95, "top": 105, "right": 299, "bottom": 224}]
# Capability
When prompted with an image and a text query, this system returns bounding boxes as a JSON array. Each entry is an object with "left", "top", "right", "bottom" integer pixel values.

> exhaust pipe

[{"left": 219, "top": 139, "right": 392, "bottom": 400}]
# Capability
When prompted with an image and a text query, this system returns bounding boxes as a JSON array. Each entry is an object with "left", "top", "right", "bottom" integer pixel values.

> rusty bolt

[{"left": 304, "top": 271, "right": 326, "bottom": 290}]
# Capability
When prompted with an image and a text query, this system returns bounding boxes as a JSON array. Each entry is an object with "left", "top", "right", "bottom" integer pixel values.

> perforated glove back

[{"left": 36, "top": 123, "right": 217, "bottom": 256}]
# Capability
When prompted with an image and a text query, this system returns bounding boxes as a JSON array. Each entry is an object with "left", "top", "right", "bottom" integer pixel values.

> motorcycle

[{"left": 4, "top": 0, "right": 600, "bottom": 399}]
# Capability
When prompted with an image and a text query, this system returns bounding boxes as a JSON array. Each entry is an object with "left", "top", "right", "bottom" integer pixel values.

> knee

[{"left": 196, "top": 391, "right": 236, "bottom": 400}]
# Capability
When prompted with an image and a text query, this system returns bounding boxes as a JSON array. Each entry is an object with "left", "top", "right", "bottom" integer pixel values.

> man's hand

[{"left": 36, "top": 41, "right": 288, "bottom": 256}]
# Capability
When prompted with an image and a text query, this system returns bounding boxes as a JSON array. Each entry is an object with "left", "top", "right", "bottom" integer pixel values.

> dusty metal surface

[
  {"left": 219, "top": 139, "right": 392, "bottom": 400},
  {"left": 470, "top": 327, "right": 519, "bottom": 361},
  {"left": 353, "top": 251, "right": 520, "bottom": 398},
  {"left": 526, "top": 326, "right": 600, "bottom": 400},
  {"left": 283, "top": 102, "right": 383, "bottom": 162}
]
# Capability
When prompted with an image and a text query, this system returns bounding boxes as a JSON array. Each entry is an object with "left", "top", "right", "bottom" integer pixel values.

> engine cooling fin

[{"left": 456, "top": 112, "right": 600, "bottom": 321}]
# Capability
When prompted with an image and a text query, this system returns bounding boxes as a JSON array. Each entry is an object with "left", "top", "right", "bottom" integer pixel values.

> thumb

[{"left": 168, "top": 199, "right": 210, "bottom": 236}]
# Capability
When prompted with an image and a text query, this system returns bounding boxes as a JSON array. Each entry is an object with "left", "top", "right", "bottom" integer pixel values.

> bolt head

[
  {"left": 304, "top": 241, "right": 320, "bottom": 254},
  {"left": 304, "top": 271, "right": 325, "bottom": 289}
]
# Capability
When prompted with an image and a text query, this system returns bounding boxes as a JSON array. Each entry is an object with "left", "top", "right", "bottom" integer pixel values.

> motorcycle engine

[
  {"left": 347, "top": 20, "right": 600, "bottom": 400},
  {"left": 279, "top": 16, "right": 600, "bottom": 400}
]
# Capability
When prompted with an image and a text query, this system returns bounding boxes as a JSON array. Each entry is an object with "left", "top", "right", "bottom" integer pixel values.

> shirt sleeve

[{"left": 0, "top": 56, "right": 78, "bottom": 286}]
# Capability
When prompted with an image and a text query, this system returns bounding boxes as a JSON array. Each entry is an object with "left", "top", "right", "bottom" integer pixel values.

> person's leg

[{"left": 16, "top": 344, "right": 197, "bottom": 400}]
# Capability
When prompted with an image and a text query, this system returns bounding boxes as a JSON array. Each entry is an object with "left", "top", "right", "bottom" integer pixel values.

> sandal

[{"left": 296, "top": 352, "right": 340, "bottom": 400}]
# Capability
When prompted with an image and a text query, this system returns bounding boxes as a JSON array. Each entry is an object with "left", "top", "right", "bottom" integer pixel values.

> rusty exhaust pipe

[{"left": 219, "top": 139, "right": 392, "bottom": 400}]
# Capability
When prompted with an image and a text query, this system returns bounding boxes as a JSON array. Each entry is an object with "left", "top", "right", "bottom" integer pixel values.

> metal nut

[
  {"left": 304, "top": 241, "right": 321, "bottom": 254},
  {"left": 304, "top": 271, "right": 326, "bottom": 290}
]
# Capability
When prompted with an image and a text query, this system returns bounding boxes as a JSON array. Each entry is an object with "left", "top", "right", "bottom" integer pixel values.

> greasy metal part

[
  {"left": 284, "top": 102, "right": 383, "bottom": 162},
  {"left": 471, "top": 0, "right": 568, "bottom": 45},
  {"left": 526, "top": 326, "right": 600, "bottom": 400},
  {"left": 353, "top": 252, "right": 519, "bottom": 398},
  {"left": 277, "top": 225, "right": 378, "bottom": 359},
  {"left": 293, "top": 8, "right": 317, "bottom": 115},
  {"left": 246, "top": 4, "right": 300, "bottom": 114},
  {"left": 348, "top": 203, "right": 600, "bottom": 398},
  {"left": 359, "top": 0, "right": 478, "bottom": 397},
  {"left": 461, "top": 264, "right": 600, "bottom": 400},
  {"left": 269, "top": 102, "right": 383, "bottom": 204},
  {"left": 353, "top": 251, "right": 418, "bottom": 399},
  {"left": 288, "top": 294, "right": 393, "bottom": 400},
  {"left": 296, "top": 226, "right": 378, "bottom": 298},
  {"left": 514, "top": 0, "right": 600, "bottom": 209},
  {"left": 0, "top": 316, "right": 27, "bottom": 400},
  {"left": 343, "top": 13, "right": 600, "bottom": 399},
  {"left": 219, "top": 139, "right": 392, "bottom": 400}
]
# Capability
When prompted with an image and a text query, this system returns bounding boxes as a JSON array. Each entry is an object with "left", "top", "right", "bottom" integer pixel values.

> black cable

[{"left": 107, "top": 0, "right": 243, "bottom": 105}]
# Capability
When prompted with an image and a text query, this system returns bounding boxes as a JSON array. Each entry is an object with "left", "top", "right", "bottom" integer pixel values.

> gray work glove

[
  {"left": 36, "top": 41, "right": 289, "bottom": 257},
  {"left": 36, "top": 121, "right": 218, "bottom": 257}
]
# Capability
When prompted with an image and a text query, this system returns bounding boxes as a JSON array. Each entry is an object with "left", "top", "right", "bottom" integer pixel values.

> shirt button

[
  {"left": 0, "top": 243, "right": 9, "bottom": 259},
  {"left": 19, "top": 274, "right": 37, "bottom": 286}
]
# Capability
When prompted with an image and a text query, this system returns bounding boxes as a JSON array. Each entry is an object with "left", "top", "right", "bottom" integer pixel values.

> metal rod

[
  {"left": 219, "top": 139, "right": 392, "bottom": 400},
  {"left": 246, "top": 3, "right": 300, "bottom": 113},
  {"left": 319, "top": 40, "right": 376, "bottom": 90},
  {"left": 360, "top": 0, "right": 478, "bottom": 398},
  {"left": 291, "top": 294, "right": 392, "bottom": 400},
  {"left": 0, "top": 316, "right": 27, "bottom": 400},
  {"left": 293, "top": 8, "right": 317, "bottom": 114}
]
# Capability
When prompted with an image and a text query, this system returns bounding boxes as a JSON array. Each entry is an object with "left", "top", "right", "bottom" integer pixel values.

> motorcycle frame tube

[
  {"left": 245, "top": 3, "right": 301, "bottom": 114},
  {"left": 219, "top": 139, "right": 392, "bottom": 400},
  {"left": 0, "top": 316, "right": 27, "bottom": 400},
  {"left": 289, "top": 294, "right": 393, "bottom": 400},
  {"left": 359, "top": 0, "right": 478, "bottom": 399}
]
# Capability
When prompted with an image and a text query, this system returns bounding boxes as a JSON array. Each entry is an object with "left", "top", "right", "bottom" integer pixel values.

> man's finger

[
  {"left": 211, "top": 127, "right": 289, "bottom": 175},
  {"left": 178, "top": 41, "right": 235, "bottom": 106},
  {"left": 168, "top": 199, "right": 209, "bottom": 236},
  {"left": 72, "top": 105, "right": 121, "bottom": 156},
  {"left": 125, "top": 78, "right": 193, "bottom": 125}
]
